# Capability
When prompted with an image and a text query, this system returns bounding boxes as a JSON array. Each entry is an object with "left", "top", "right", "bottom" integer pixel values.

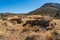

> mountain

[{"left": 28, "top": 3, "right": 60, "bottom": 15}]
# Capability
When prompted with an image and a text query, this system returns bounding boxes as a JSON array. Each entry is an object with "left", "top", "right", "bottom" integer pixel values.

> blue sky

[{"left": 0, "top": 0, "right": 60, "bottom": 13}]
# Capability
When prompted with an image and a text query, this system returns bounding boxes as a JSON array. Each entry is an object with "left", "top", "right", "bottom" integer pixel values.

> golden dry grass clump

[{"left": 0, "top": 15, "right": 59, "bottom": 40}]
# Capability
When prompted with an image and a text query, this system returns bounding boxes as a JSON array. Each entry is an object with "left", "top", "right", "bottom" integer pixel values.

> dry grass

[{"left": 0, "top": 15, "right": 59, "bottom": 40}]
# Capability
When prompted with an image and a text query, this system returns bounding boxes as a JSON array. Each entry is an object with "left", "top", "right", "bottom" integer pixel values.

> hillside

[{"left": 28, "top": 3, "right": 60, "bottom": 15}]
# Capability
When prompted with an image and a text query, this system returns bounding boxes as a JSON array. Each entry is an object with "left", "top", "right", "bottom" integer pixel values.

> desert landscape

[
  {"left": 0, "top": 13, "right": 60, "bottom": 40},
  {"left": 0, "top": 1, "right": 60, "bottom": 40}
]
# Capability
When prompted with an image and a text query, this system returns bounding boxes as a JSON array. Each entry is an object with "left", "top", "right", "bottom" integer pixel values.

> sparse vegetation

[{"left": 0, "top": 3, "right": 60, "bottom": 40}]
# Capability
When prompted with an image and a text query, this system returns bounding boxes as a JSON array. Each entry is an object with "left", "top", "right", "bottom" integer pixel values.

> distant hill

[
  {"left": 0, "top": 12, "right": 25, "bottom": 17},
  {"left": 0, "top": 12, "right": 16, "bottom": 17},
  {"left": 28, "top": 3, "right": 60, "bottom": 15}
]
